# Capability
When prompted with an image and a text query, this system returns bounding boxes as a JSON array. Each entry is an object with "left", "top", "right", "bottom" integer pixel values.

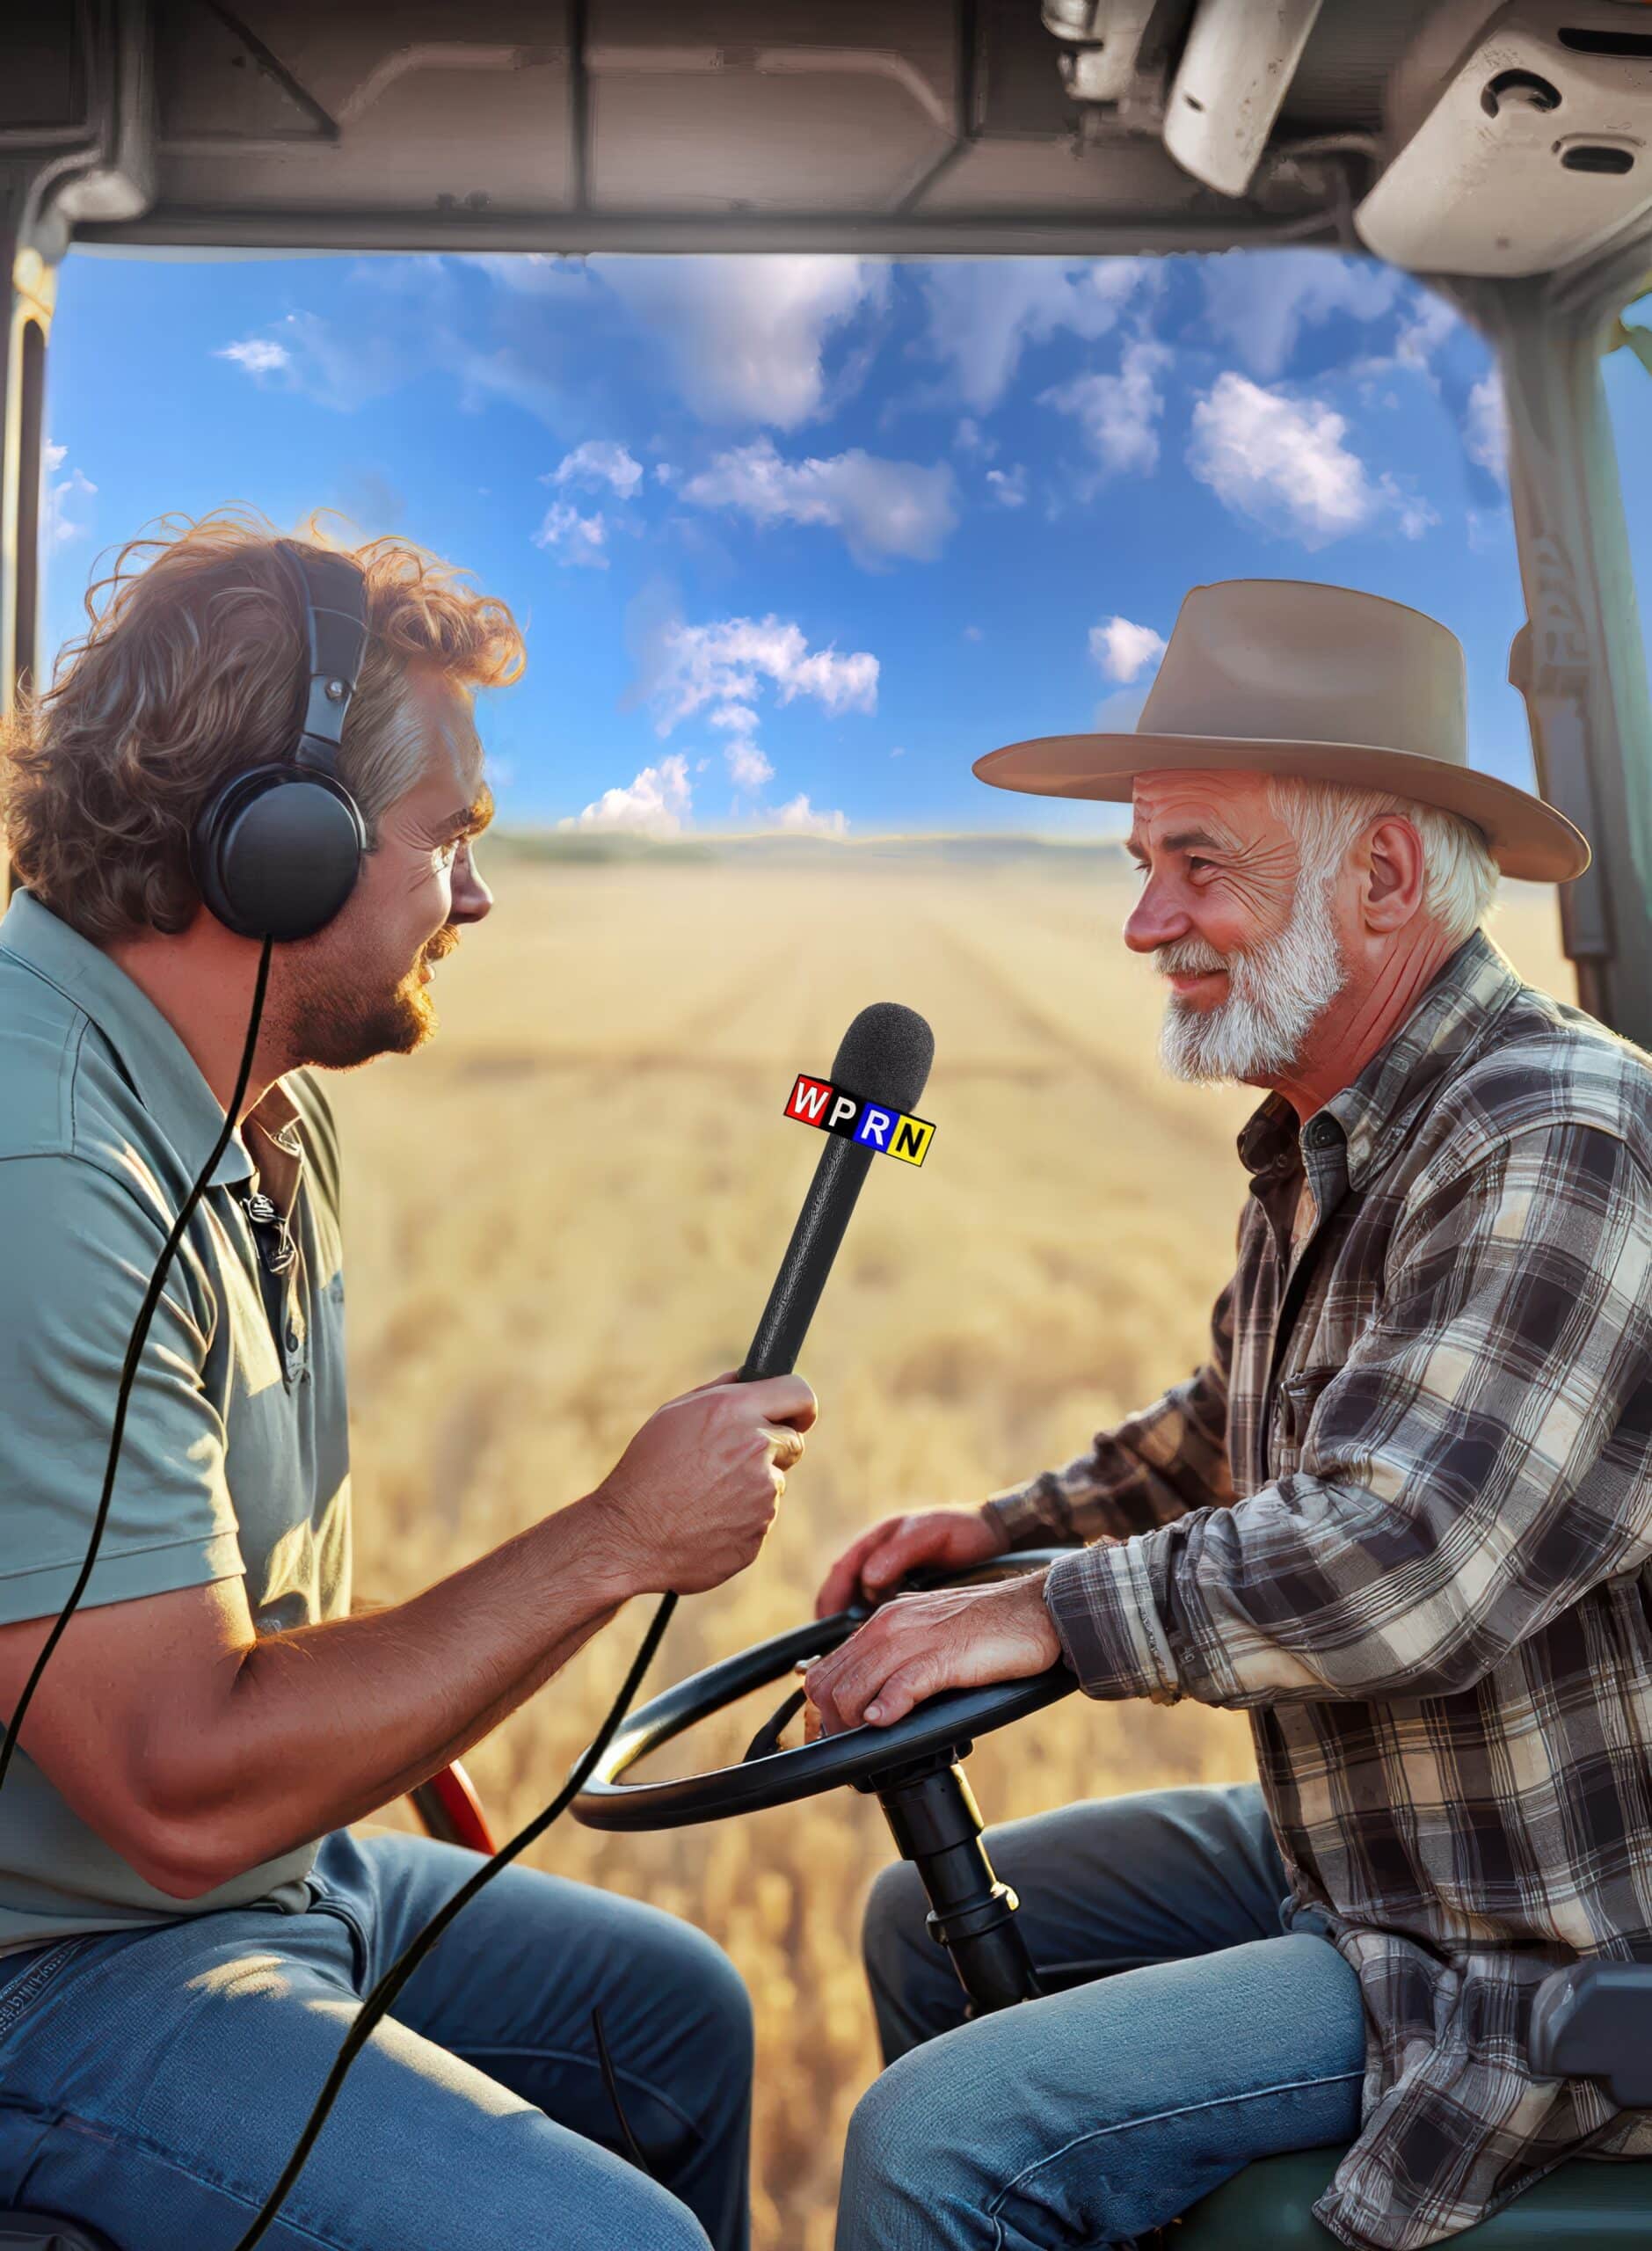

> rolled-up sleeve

[
  {"left": 1046, "top": 1123, "right": 1652, "bottom": 1706},
  {"left": 0, "top": 1155, "right": 244, "bottom": 1625},
  {"left": 984, "top": 1280, "right": 1236, "bottom": 1548}
]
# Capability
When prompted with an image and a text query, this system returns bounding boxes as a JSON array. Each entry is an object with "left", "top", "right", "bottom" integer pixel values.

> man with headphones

[{"left": 0, "top": 514, "right": 813, "bottom": 2251}]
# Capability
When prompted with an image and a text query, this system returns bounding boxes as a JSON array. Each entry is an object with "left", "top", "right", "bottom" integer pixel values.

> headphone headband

[{"left": 273, "top": 543, "right": 369, "bottom": 776}]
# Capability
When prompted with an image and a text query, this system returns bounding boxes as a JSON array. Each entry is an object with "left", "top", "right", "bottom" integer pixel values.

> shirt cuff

[
  {"left": 981, "top": 1478, "right": 1064, "bottom": 1549},
  {"left": 1043, "top": 1540, "right": 1182, "bottom": 1704}
]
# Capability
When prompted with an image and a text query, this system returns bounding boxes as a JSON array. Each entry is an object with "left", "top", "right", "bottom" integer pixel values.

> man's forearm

[{"left": 171, "top": 1492, "right": 637, "bottom": 1885}]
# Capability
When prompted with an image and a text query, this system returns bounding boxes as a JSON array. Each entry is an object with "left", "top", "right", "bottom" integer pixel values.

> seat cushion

[
  {"left": 1175, "top": 2150, "right": 1652, "bottom": 2248},
  {"left": 0, "top": 2217, "right": 117, "bottom": 2250}
]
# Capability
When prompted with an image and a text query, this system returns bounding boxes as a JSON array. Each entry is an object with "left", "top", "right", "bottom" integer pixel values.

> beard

[
  {"left": 1156, "top": 874, "right": 1345, "bottom": 1085},
  {"left": 286, "top": 922, "right": 462, "bottom": 1072}
]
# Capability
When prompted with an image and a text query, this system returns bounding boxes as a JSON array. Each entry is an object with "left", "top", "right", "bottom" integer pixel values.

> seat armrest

[
  {"left": 405, "top": 1759, "right": 496, "bottom": 1854},
  {"left": 1531, "top": 1962, "right": 1652, "bottom": 2108}
]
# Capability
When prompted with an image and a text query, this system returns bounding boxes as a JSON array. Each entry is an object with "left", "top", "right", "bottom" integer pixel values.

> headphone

[{"left": 190, "top": 543, "right": 370, "bottom": 943}]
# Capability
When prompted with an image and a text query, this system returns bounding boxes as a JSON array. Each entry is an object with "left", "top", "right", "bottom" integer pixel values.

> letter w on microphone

[{"left": 784, "top": 1074, "right": 935, "bottom": 1167}]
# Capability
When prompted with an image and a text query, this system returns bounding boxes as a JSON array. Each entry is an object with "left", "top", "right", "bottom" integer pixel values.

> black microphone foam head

[{"left": 831, "top": 1002, "right": 935, "bottom": 1117}]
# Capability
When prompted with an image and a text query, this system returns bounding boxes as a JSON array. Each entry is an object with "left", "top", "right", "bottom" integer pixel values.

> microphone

[{"left": 739, "top": 1002, "right": 935, "bottom": 1384}]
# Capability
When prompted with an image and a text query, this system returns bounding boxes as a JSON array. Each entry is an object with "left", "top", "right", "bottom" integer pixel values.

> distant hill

[{"left": 489, "top": 827, "right": 1134, "bottom": 871}]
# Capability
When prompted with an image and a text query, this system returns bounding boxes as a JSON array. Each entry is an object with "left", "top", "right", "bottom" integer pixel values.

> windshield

[{"left": 36, "top": 244, "right": 1576, "bottom": 2245}]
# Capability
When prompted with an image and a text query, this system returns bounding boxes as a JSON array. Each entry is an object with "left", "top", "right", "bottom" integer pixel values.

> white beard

[{"left": 1156, "top": 872, "right": 1347, "bottom": 1084}]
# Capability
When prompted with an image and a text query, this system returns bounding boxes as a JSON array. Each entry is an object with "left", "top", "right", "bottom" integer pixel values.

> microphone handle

[{"left": 738, "top": 1135, "right": 874, "bottom": 1382}]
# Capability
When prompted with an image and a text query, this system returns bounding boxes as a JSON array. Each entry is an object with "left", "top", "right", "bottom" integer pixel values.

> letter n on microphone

[{"left": 784, "top": 1074, "right": 935, "bottom": 1169}]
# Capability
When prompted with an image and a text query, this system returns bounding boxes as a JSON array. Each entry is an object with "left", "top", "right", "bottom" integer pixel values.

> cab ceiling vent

[
  {"left": 1558, "top": 28, "right": 1652, "bottom": 58},
  {"left": 1357, "top": 1, "right": 1652, "bottom": 277},
  {"left": 1561, "top": 142, "right": 1635, "bottom": 171}
]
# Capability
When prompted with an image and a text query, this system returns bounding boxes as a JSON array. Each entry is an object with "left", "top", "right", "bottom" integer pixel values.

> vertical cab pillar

[
  {"left": 0, "top": 0, "right": 155, "bottom": 892},
  {"left": 1454, "top": 273, "right": 1652, "bottom": 1045},
  {"left": 2, "top": 226, "right": 54, "bottom": 722}
]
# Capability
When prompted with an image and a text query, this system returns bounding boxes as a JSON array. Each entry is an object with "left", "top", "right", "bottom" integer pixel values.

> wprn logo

[{"left": 784, "top": 1075, "right": 935, "bottom": 1167}]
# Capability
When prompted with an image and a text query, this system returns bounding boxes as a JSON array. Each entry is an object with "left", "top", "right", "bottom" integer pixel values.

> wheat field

[{"left": 328, "top": 841, "right": 1572, "bottom": 2250}]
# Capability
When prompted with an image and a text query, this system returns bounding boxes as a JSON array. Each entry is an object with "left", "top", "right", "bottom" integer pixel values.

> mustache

[
  {"left": 1154, "top": 937, "right": 1229, "bottom": 977},
  {"left": 422, "top": 925, "right": 462, "bottom": 965}
]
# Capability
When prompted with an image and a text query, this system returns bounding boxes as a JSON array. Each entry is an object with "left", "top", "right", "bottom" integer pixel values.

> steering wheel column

[
  {"left": 857, "top": 1746, "right": 1042, "bottom": 2014},
  {"left": 571, "top": 1549, "right": 1077, "bottom": 2014}
]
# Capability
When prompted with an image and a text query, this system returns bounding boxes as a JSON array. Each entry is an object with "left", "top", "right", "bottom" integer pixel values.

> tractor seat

[
  {"left": 1175, "top": 2148, "right": 1652, "bottom": 2247},
  {"left": 1178, "top": 1959, "right": 1652, "bottom": 2248}
]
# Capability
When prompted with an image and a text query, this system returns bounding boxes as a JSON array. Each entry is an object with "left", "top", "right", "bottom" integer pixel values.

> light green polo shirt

[{"left": 0, "top": 890, "right": 352, "bottom": 1955}]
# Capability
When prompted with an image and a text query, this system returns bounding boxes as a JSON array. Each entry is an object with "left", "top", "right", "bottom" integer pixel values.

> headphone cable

[
  {"left": 229, "top": 1590, "right": 678, "bottom": 2250},
  {"left": 0, "top": 936, "right": 276, "bottom": 1802}
]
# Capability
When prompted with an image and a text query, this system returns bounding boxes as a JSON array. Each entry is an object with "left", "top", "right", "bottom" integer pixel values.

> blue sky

[{"left": 39, "top": 249, "right": 1651, "bottom": 837}]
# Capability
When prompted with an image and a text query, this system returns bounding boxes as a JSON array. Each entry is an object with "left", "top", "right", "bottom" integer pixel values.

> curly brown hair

[{"left": 1, "top": 506, "right": 525, "bottom": 943}]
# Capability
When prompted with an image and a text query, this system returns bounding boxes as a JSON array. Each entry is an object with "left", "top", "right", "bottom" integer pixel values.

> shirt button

[
  {"left": 287, "top": 1325, "right": 301, "bottom": 1351},
  {"left": 1306, "top": 1117, "right": 1341, "bottom": 1150}
]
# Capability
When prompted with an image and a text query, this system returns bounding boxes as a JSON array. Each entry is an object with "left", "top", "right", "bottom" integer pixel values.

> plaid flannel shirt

[{"left": 983, "top": 931, "right": 1652, "bottom": 2250}]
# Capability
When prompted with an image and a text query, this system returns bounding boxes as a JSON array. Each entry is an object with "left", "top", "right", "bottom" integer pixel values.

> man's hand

[
  {"left": 804, "top": 1571, "right": 1060, "bottom": 1734},
  {"left": 814, "top": 1503, "right": 1010, "bottom": 1618},
  {"left": 590, "top": 1370, "right": 818, "bottom": 1597}
]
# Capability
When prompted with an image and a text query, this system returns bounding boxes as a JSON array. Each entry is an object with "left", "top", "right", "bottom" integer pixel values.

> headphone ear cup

[{"left": 193, "top": 767, "right": 368, "bottom": 942}]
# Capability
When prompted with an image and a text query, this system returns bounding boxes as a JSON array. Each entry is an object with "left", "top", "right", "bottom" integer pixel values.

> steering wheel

[
  {"left": 576, "top": 1548, "right": 1080, "bottom": 1827},
  {"left": 572, "top": 1548, "right": 1076, "bottom": 1829},
  {"left": 571, "top": 1548, "right": 1077, "bottom": 2014}
]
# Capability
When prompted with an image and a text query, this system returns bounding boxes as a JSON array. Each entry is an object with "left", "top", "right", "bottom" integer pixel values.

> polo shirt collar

[{"left": 0, "top": 889, "right": 289, "bottom": 1189}]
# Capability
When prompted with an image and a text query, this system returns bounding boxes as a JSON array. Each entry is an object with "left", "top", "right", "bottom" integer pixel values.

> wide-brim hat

[{"left": 973, "top": 579, "right": 1589, "bottom": 884}]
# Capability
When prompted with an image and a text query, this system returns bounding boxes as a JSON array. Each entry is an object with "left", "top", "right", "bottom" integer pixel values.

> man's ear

[{"left": 1361, "top": 816, "right": 1427, "bottom": 932}]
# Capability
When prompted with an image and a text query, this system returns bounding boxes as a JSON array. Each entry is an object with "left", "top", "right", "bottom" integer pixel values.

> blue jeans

[
  {"left": 838, "top": 1782, "right": 1367, "bottom": 2251},
  {"left": 0, "top": 1829, "right": 751, "bottom": 2251}
]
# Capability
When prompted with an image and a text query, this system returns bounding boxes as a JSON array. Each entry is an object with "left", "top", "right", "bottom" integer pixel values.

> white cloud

[
  {"left": 42, "top": 460, "right": 97, "bottom": 547},
  {"left": 646, "top": 615, "right": 878, "bottom": 734},
  {"left": 1394, "top": 491, "right": 1441, "bottom": 541},
  {"left": 596, "top": 256, "right": 880, "bottom": 427},
  {"left": 710, "top": 703, "right": 760, "bottom": 734},
  {"left": 922, "top": 259, "right": 1150, "bottom": 412},
  {"left": 682, "top": 438, "right": 957, "bottom": 566},
  {"left": 986, "top": 465, "right": 1027, "bottom": 508},
  {"left": 1042, "top": 339, "right": 1170, "bottom": 477},
  {"left": 963, "top": 624, "right": 984, "bottom": 642},
  {"left": 775, "top": 794, "right": 848, "bottom": 837},
  {"left": 1188, "top": 373, "right": 1380, "bottom": 546},
  {"left": 1465, "top": 370, "right": 1508, "bottom": 483},
  {"left": 1199, "top": 251, "right": 1403, "bottom": 381},
  {"left": 890, "top": 745, "right": 906, "bottom": 758},
  {"left": 1393, "top": 291, "right": 1458, "bottom": 377},
  {"left": 216, "top": 336, "right": 292, "bottom": 377},
  {"left": 637, "top": 612, "right": 875, "bottom": 831},
  {"left": 550, "top": 440, "right": 644, "bottom": 500},
  {"left": 954, "top": 417, "right": 997, "bottom": 458},
  {"left": 560, "top": 754, "right": 692, "bottom": 835},
  {"left": 533, "top": 499, "right": 608, "bottom": 568},
  {"left": 724, "top": 737, "right": 775, "bottom": 791},
  {"left": 1089, "top": 616, "right": 1166, "bottom": 683}
]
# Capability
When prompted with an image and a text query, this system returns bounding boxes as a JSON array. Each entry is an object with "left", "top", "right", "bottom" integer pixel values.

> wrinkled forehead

[{"left": 1128, "top": 768, "right": 1278, "bottom": 849}]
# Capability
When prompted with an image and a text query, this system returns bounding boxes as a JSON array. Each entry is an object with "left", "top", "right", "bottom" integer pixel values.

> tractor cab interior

[{"left": 2, "top": 5, "right": 1650, "bottom": 2247}]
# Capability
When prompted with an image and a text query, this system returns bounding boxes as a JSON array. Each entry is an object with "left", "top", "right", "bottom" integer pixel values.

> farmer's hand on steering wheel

[
  {"left": 814, "top": 1503, "right": 1011, "bottom": 1618},
  {"left": 804, "top": 1571, "right": 1060, "bottom": 1733}
]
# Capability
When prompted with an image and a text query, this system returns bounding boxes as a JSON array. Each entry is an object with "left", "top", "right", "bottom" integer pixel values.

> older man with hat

[{"left": 811, "top": 580, "right": 1652, "bottom": 2251}]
